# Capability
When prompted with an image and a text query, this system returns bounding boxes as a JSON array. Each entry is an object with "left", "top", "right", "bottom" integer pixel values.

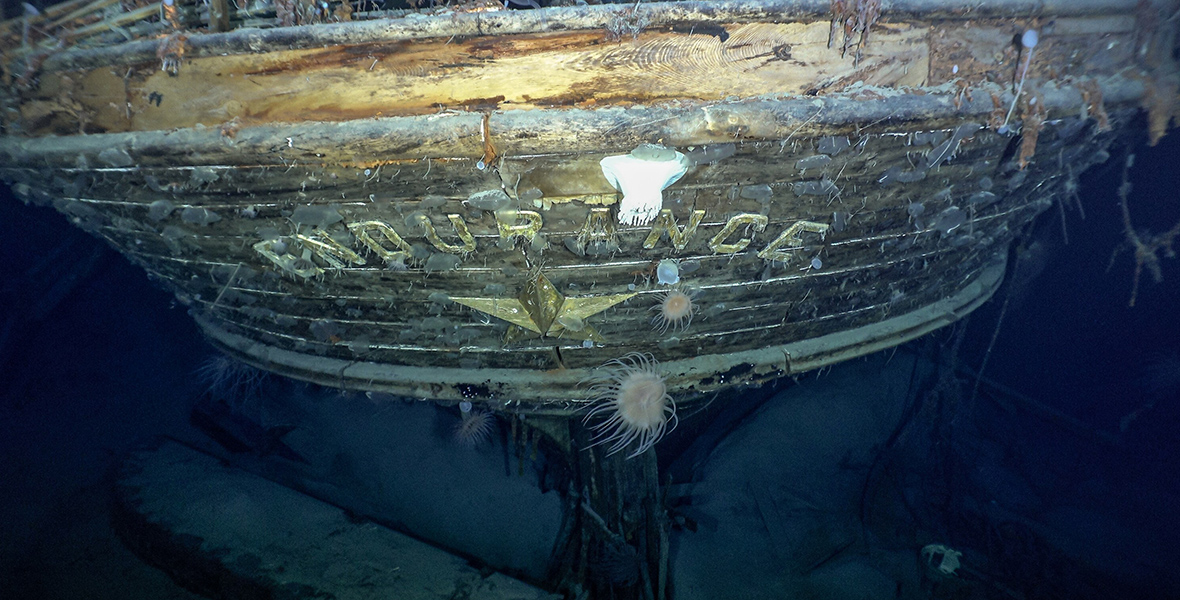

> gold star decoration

[{"left": 452, "top": 270, "right": 635, "bottom": 343}]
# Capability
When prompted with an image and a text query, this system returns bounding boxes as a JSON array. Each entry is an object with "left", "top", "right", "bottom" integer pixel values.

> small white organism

[
  {"left": 656, "top": 259, "right": 679, "bottom": 285},
  {"left": 600, "top": 144, "right": 690, "bottom": 226},
  {"left": 920, "top": 544, "right": 963, "bottom": 578}
]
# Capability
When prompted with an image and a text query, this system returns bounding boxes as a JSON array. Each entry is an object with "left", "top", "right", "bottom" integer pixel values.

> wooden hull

[{"left": 2, "top": 0, "right": 1176, "bottom": 409}]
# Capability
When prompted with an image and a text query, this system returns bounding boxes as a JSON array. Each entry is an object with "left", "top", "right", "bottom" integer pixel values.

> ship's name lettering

[{"left": 253, "top": 208, "right": 828, "bottom": 279}]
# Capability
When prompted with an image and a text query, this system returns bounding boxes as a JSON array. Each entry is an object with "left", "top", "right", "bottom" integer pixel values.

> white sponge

[{"left": 600, "top": 145, "right": 690, "bottom": 226}]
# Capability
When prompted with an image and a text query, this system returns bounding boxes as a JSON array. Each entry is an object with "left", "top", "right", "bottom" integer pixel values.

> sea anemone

[
  {"left": 582, "top": 353, "right": 677, "bottom": 458},
  {"left": 651, "top": 288, "right": 696, "bottom": 333},
  {"left": 454, "top": 400, "right": 496, "bottom": 447},
  {"left": 195, "top": 354, "right": 267, "bottom": 407}
]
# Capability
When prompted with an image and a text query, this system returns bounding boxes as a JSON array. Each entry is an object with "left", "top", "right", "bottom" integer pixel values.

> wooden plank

[
  {"left": 2, "top": 69, "right": 1145, "bottom": 167},
  {"left": 19, "top": 0, "right": 1144, "bottom": 69},
  {"left": 22, "top": 20, "right": 928, "bottom": 134}
]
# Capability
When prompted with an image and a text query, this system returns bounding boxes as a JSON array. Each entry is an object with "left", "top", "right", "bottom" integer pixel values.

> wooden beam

[
  {"left": 208, "top": 0, "right": 231, "bottom": 32},
  {"left": 35, "top": 0, "right": 1141, "bottom": 71}
]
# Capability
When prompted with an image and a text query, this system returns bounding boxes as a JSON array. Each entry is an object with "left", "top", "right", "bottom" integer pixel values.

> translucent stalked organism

[
  {"left": 656, "top": 259, "right": 680, "bottom": 285},
  {"left": 466, "top": 189, "right": 511, "bottom": 211},
  {"left": 600, "top": 144, "right": 690, "bottom": 226},
  {"left": 148, "top": 200, "right": 175, "bottom": 222},
  {"left": 998, "top": 30, "right": 1039, "bottom": 134},
  {"left": 181, "top": 206, "right": 221, "bottom": 225},
  {"left": 683, "top": 143, "right": 736, "bottom": 165}
]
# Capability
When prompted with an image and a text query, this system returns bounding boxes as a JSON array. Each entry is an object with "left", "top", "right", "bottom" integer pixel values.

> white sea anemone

[
  {"left": 195, "top": 354, "right": 267, "bottom": 406},
  {"left": 454, "top": 400, "right": 496, "bottom": 447},
  {"left": 651, "top": 288, "right": 696, "bottom": 333},
  {"left": 582, "top": 353, "right": 678, "bottom": 458}
]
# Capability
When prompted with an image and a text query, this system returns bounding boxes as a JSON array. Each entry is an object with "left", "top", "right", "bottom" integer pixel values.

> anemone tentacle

[{"left": 581, "top": 353, "right": 677, "bottom": 458}]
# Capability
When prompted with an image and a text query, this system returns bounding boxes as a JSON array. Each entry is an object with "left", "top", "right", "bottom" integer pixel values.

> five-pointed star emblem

[{"left": 451, "top": 270, "right": 635, "bottom": 343}]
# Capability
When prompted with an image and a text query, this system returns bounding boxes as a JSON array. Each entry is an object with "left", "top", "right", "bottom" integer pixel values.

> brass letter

[
  {"left": 295, "top": 231, "right": 367, "bottom": 269},
  {"left": 253, "top": 239, "right": 324, "bottom": 279},
  {"left": 569, "top": 207, "right": 619, "bottom": 256},
  {"left": 643, "top": 209, "right": 705, "bottom": 251},
  {"left": 349, "top": 220, "right": 412, "bottom": 264},
  {"left": 495, "top": 209, "right": 544, "bottom": 245},
  {"left": 422, "top": 214, "right": 477, "bottom": 254},
  {"left": 758, "top": 220, "right": 830, "bottom": 262},
  {"left": 708, "top": 213, "right": 768, "bottom": 254}
]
